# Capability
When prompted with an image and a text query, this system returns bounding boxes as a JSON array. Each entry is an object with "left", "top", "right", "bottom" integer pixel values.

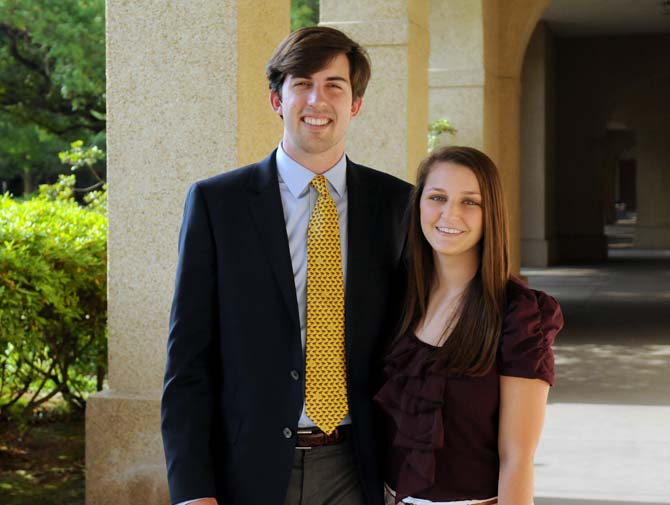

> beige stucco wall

[
  {"left": 520, "top": 23, "right": 558, "bottom": 267},
  {"left": 555, "top": 34, "right": 670, "bottom": 256},
  {"left": 88, "top": 1, "right": 288, "bottom": 503},
  {"left": 320, "top": 0, "right": 430, "bottom": 182}
]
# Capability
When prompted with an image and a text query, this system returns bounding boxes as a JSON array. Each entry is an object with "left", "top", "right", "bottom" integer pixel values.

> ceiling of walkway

[{"left": 543, "top": 0, "right": 670, "bottom": 36}]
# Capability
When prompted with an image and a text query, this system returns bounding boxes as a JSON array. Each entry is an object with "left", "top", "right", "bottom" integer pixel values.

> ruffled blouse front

[
  {"left": 374, "top": 277, "right": 563, "bottom": 503},
  {"left": 373, "top": 333, "right": 449, "bottom": 503}
]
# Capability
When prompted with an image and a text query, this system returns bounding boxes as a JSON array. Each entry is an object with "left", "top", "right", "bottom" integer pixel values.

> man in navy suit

[{"left": 161, "top": 26, "right": 412, "bottom": 505}]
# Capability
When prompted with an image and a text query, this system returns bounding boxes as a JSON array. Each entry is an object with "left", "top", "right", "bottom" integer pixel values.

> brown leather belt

[{"left": 295, "top": 425, "right": 351, "bottom": 449}]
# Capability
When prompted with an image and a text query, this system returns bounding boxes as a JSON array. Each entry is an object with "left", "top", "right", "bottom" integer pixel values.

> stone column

[
  {"left": 428, "top": 0, "right": 485, "bottom": 150},
  {"left": 520, "top": 23, "right": 557, "bottom": 267},
  {"left": 482, "top": 0, "right": 549, "bottom": 273},
  {"left": 427, "top": 0, "right": 548, "bottom": 272},
  {"left": 320, "top": 0, "right": 430, "bottom": 182},
  {"left": 87, "top": 2, "right": 288, "bottom": 504},
  {"left": 635, "top": 120, "right": 670, "bottom": 248}
]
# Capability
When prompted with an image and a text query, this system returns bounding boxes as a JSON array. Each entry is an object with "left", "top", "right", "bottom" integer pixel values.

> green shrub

[{"left": 0, "top": 175, "right": 107, "bottom": 420}]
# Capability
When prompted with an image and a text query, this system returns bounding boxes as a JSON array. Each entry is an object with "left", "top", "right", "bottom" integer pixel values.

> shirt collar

[{"left": 276, "top": 143, "right": 347, "bottom": 198}]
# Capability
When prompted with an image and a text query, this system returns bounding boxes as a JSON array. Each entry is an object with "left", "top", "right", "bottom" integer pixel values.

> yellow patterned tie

[{"left": 305, "top": 175, "right": 348, "bottom": 435}]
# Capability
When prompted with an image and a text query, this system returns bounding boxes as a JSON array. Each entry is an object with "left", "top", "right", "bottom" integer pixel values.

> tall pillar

[
  {"left": 428, "top": 0, "right": 485, "bottom": 150},
  {"left": 320, "top": 0, "right": 430, "bottom": 182},
  {"left": 635, "top": 120, "right": 670, "bottom": 248},
  {"left": 482, "top": 0, "right": 549, "bottom": 274},
  {"left": 520, "top": 23, "right": 558, "bottom": 267},
  {"left": 87, "top": 2, "right": 288, "bottom": 504},
  {"left": 427, "top": 0, "right": 548, "bottom": 273}
]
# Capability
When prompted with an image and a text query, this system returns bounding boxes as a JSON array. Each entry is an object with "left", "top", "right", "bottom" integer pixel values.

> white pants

[{"left": 384, "top": 484, "right": 497, "bottom": 505}]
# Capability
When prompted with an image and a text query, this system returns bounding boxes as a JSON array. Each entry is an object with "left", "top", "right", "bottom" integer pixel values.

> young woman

[{"left": 375, "top": 146, "right": 563, "bottom": 505}]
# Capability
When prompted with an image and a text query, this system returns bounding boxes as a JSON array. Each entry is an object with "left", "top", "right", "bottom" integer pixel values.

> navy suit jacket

[{"left": 161, "top": 150, "right": 412, "bottom": 504}]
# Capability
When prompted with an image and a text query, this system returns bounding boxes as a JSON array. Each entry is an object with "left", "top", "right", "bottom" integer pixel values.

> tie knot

[{"left": 310, "top": 175, "right": 329, "bottom": 197}]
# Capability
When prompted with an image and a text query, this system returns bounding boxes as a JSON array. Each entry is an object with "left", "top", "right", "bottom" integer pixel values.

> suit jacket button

[
  {"left": 290, "top": 370, "right": 300, "bottom": 381},
  {"left": 283, "top": 427, "right": 293, "bottom": 439}
]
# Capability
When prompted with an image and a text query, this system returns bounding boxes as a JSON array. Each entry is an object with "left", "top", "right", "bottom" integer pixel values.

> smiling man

[{"left": 161, "top": 27, "right": 412, "bottom": 505}]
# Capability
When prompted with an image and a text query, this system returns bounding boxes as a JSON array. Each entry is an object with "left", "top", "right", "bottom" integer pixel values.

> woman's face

[{"left": 419, "top": 161, "right": 483, "bottom": 261}]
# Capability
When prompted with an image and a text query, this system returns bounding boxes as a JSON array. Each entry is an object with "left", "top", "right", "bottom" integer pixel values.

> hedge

[{"left": 0, "top": 175, "right": 107, "bottom": 420}]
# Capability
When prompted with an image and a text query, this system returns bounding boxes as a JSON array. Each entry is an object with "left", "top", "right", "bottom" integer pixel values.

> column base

[
  {"left": 86, "top": 390, "right": 168, "bottom": 505},
  {"left": 522, "top": 238, "right": 560, "bottom": 267},
  {"left": 635, "top": 226, "right": 670, "bottom": 249}
]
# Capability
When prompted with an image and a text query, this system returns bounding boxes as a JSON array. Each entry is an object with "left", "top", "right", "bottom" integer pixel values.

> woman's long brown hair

[{"left": 397, "top": 146, "right": 510, "bottom": 375}]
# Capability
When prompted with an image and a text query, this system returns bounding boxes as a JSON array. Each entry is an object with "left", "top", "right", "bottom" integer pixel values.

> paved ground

[{"left": 524, "top": 250, "right": 670, "bottom": 504}]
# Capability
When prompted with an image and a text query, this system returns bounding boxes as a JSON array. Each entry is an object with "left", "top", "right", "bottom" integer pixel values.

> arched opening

[
  {"left": 521, "top": 1, "right": 670, "bottom": 265},
  {"left": 603, "top": 126, "right": 636, "bottom": 251}
]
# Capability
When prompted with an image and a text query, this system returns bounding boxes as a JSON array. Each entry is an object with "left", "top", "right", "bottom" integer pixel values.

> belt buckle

[{"left": 295, "top": 428, "right": 315, "bottom": 450}]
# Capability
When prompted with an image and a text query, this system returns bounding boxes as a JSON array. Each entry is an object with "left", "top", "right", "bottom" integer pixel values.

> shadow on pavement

[
  {"left": 525, "top": 252, "right": 670, "bottom": 504},
  {"left": 524, "top": 253, "right": 670, "bottom": 406}
]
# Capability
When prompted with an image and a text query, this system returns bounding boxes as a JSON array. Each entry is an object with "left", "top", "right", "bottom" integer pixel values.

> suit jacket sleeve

[{"left": 161, "top": 183, "right": 219, "bottom": 503}]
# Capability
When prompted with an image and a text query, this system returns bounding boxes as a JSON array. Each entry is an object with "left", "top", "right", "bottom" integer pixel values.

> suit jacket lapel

[
  {"left": 345, "top": 160, "right": 381, "bottom": 353},
  {"left": 248, "top": 151, "right": 300, "bottom": 329}
]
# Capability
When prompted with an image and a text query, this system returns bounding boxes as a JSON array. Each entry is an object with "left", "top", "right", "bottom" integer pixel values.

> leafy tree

[
  {"left": 0, "top": 116, "right": 65, "bottom": 194},
  {"left": 0, "top": 0, "right": 105, "bottom": 194},
  {"left": 0, "top": 0, "right": 105, "bottom": 134},
  {"left": 291, "top": 0, "right": 319, "bottom": 31}
]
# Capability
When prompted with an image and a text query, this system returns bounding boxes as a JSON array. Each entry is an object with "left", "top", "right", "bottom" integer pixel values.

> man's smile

[{"left": 302, "top": 115, "right": 332, "bottom": 127}]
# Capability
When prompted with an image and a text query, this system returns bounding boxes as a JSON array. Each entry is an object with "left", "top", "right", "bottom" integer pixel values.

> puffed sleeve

[{"left": 498, "top": 277, "right": 564, "bottom": 386}]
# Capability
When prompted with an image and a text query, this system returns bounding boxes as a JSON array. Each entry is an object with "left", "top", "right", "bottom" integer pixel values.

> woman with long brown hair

[{"left": 374, "top": 146, "right": 563, "bottom": 505}]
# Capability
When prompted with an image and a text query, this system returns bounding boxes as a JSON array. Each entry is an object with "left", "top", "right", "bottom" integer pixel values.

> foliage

[
  {"left": 58, "top": 139, "right": 106, "bottom": 192},
  {"left": 0, "top": 0, "right": 105, "bottom": 133},
  {"left": 0, "top": 115, "right": 66, "bottom": 189},
  {"left": 0, "top": 175, "right": 107, "bottom": 420},
  {"left": 291, "top": 0, "right": 319, "bottom": 31},
  {"left": 59, "top": 140, "right": 105, "bottom": 173},
  {"left": 0, "top": 0, "right": 105, "bottom": 194},
  {"left": 428, "top": 118, "right": 457, "bottom": 152}
]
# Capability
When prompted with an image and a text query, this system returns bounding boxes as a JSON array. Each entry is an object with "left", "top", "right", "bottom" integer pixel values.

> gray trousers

[{"left": 283, "top": 440, "right": 367, "bottom": 505}]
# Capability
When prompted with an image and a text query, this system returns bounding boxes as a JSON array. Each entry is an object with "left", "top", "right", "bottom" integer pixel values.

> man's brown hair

[{"left": 266, "top": 26, "right": 371, "bottom": 101}]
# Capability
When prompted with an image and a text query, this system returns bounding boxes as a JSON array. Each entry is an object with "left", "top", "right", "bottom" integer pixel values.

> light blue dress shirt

[{"left": 275, "top": 143, "right": 351, "bottom": 429}]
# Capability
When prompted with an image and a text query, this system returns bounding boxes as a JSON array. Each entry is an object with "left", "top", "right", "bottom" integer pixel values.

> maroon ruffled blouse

[{"left": 373, "top": 277, "right": 563, "bottom": 503}]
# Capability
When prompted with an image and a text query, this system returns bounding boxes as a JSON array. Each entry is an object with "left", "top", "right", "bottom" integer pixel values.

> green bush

[{"left": 0, "top": 175, "right": 107, "bottom": 420}]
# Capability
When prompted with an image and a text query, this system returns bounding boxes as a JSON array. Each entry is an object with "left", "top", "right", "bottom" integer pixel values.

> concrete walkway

[{"left": 524, "top": 251, "right": 670, "bottom": 504}]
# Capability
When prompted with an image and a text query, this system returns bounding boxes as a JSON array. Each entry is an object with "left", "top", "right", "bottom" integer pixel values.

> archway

[
  {"left": 521, "top": 1, "right": 670, "bottom": 265},
  {"left": 518, "top": 2, "right": 670, "bottom": 502}
]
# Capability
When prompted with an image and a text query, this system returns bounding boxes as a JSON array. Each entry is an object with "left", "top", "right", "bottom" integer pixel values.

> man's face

[{"left": 270, "top": 53, "right": 362, "bottom": 169}]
